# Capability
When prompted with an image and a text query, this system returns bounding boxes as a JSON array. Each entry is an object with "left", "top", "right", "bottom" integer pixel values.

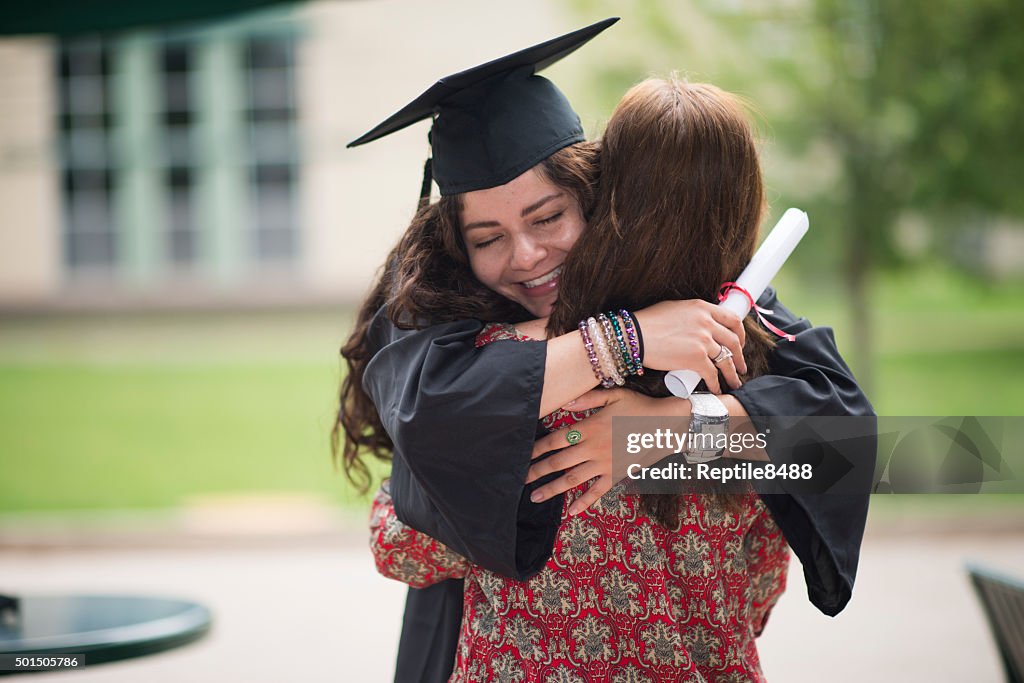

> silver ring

[{"left": 711, "top": 345, "right": 733, "bottom": 365}]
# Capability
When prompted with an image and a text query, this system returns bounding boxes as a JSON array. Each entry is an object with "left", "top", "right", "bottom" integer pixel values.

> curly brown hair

[{"left": 333, "top": 142, "right": 602, "bottom": 493}]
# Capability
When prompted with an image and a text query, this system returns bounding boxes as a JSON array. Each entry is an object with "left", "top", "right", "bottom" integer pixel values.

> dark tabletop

[{"left": 0, "top": 594, "right": 211, "bottom": 672}]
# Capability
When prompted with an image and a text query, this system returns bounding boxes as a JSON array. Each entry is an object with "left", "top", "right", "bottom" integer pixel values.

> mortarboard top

[{"left": 348, "top": 17, "right": 619, "bottom": 196}]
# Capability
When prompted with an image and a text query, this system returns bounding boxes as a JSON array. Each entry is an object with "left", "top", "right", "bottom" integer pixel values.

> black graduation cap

[{"left": 348, "top": 17, "right": 619, "bottom": 197}]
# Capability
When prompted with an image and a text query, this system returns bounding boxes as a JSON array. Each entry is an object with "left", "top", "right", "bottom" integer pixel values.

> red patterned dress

[{"left": 370, "top": 323, "right": 790, "bottom": 683}]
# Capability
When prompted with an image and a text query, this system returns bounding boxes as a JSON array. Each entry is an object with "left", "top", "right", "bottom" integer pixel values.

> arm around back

[{"left": 363, "top": 307, "right": 561, "bottom": 580}]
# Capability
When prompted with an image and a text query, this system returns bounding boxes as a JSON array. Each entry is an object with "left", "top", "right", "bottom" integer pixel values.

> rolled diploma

[{"left": 664, "top": 208, "right": 809, "bottom": 398}]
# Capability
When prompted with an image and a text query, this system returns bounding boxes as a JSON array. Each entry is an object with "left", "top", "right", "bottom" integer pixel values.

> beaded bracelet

[
  {"left": 578, "top": 319, "right": 607, "bottom": 387},
  {"left": 578, "top": 309, "right": 646, "bottom": 386},
  {"left": 618, "top": 309, "right": 644, "bottom": 375},
  {"left": 589, "top": 317, "right": 618, "bottom": 387},
  {"left": 608, "top": 312, "right": 639, "bottom": 376},
  {"left": 588, "top": 316, "right": 624, "bottom": 387},
  {"left": 597, "top": 313, "right": 630, "bottom": 379}
]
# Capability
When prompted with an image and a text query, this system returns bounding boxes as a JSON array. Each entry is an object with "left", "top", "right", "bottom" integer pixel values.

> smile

[{"left": 521, "top": 266, "right": 562, "bottom": 289}]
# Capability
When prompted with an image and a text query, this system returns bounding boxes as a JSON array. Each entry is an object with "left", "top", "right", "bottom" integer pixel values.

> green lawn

[
  {"left": 0, "top": 266, "right": 1022, "bottom": 514},
  {"left": 0, "top": 363, "right": 351, "bottom": 511},
  {"left": 0, "top": 309, "right": 377, "bottom": 512}
]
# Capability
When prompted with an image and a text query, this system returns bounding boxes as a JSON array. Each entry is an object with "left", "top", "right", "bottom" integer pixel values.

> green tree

[{"left": 569, "top": 0, "right": 1024, "bottom": 386}]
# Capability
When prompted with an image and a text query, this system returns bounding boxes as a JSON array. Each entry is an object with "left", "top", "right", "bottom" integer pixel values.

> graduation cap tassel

[{"left": 418, "top": 157, "right": 433, "bottom": 208}]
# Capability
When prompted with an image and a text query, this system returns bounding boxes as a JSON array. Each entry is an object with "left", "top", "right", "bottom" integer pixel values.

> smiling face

[{"left": 459, "top": 168, "right": 586, "bottom": 318}]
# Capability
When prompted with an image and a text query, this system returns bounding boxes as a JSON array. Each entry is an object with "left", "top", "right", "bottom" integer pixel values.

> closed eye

[
  {"left": 535, "top": 211, "right": 564, "bottom": 226},
  {"left": 473, "top": 235, "right": 502, "bottom": 249}
]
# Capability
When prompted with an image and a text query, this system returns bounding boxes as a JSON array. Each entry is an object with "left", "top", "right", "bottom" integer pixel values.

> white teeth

[{"left": 522, "top": 266, "right": 562, "bottom": 288}]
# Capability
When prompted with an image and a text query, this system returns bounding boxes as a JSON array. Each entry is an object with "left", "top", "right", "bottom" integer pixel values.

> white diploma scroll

[{"left": 664, "top": 208, "right": 809, "bottom": 398}]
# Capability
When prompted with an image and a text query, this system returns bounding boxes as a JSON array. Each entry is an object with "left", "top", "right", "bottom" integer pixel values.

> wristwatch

[{"left": 685, "top": 392, "right": 729, "bottom": 464}]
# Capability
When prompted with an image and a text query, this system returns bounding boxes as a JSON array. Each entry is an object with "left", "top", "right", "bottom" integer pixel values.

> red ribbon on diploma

[{"left": 718, "top": 282, "right": 796, "bottom": 342}]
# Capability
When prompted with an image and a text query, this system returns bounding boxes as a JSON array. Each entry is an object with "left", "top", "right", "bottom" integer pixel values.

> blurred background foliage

[
  {"left": 568, "top": 0, "right": 1024, "bottom": 386},
  {"left": 0, "top": 0, "right": 1022, "bottom": 514}
]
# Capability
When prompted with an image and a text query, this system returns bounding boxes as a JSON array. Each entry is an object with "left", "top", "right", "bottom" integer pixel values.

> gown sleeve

[
  {"left": 730, "top": 287, "right": 876, "bottom": 617},
  {"left": 362, "top": 307, "right": 563, "bottom": 581}
]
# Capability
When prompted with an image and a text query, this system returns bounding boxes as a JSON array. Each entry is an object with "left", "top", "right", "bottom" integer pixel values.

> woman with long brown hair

[{"left": 370, "top": 76, "right": 792, "bottom": 681}]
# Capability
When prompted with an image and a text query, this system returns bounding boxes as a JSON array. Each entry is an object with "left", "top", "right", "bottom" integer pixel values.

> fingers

[
  {"left": 530, "top": 461, "right": 605, "bottom": 503},
  {"left": 714, "top": 354, "right": 742, "bottom": 391},
  {"left": 527, "top": 440, "right": 593, "bottom": 483},
  {"left": 698, "top": 357, "right": 722, "bottom": 394},
  {"left": 708, "top": 303, "right": 746, "bottom": 348},
  {"left": 532, "top": 430, "right": 569, "bottom": 460},
  {"left": 708, "top": 331, "right": 746, "bottom": 378},
  {"left": 566, "top": 477, "right": 612, "bottom": 516},
  {"left": 704, "top": 303, "right": 748, "bottom": 375},
  {"left": 705, "top": 333, "right": 742, "bottom": 390},
  {"left": 536, "top": 388, "right": 625, "bottom": 461}
]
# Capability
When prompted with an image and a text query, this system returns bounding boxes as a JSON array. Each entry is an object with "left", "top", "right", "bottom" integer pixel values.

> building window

[
  {"left": 245, "top": 35, "right": 299, "bottom": 264},
  {"left": 160, "top": 41, "right": 198, "bottom": 267},
  {"left": 58, "top": 38, "right": 117, "bottom": 270},
  {"left": 56, "top": 21, "right": 300, "bottom": 284}
]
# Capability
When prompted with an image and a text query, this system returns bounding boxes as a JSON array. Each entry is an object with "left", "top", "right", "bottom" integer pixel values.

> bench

[{"left": 968, "top": 563, "right": 1024, "bottom": 683}]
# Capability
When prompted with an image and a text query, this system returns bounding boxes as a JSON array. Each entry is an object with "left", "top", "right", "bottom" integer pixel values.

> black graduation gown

[
  {"left": 730, "top": 291, "right": 875, "bottom": 616},
  {"left": 363, "top": 288, "right": 875, "bottom": 682},
  {"left": 392, "top": 580, "right": 463, "bottom": 683}
]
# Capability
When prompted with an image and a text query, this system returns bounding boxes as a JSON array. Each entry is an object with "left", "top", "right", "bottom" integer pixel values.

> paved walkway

[{"left": 1, "top": 518, "right": 1021, "bottom": 682}]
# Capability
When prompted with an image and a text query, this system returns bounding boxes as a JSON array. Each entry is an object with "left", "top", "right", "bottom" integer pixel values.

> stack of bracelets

[{"left": 578, "top": 309, "right": 645, "bottom": 389}]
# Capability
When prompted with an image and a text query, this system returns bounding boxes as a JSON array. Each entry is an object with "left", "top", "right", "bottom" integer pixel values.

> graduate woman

[{"left": 338, "top": 17, "right": 874, "bottom": 682}]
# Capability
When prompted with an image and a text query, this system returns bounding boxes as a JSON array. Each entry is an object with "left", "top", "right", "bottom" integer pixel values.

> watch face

[
  {"left": 686, "top": 392, "right": 729, "bottom": 465},
  {"left": 690, "top": 392, "right": 729, "bottom": 419}
]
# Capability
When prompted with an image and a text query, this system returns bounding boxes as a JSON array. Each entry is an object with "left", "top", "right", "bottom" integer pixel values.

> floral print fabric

[{"left": 370, "top": 323, "right": 790, "bottom": 682}]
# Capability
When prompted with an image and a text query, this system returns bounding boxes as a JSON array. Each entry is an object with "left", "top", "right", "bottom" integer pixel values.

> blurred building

[{"left": 0, "top": 0, "right": 570, "bottom": 310}]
